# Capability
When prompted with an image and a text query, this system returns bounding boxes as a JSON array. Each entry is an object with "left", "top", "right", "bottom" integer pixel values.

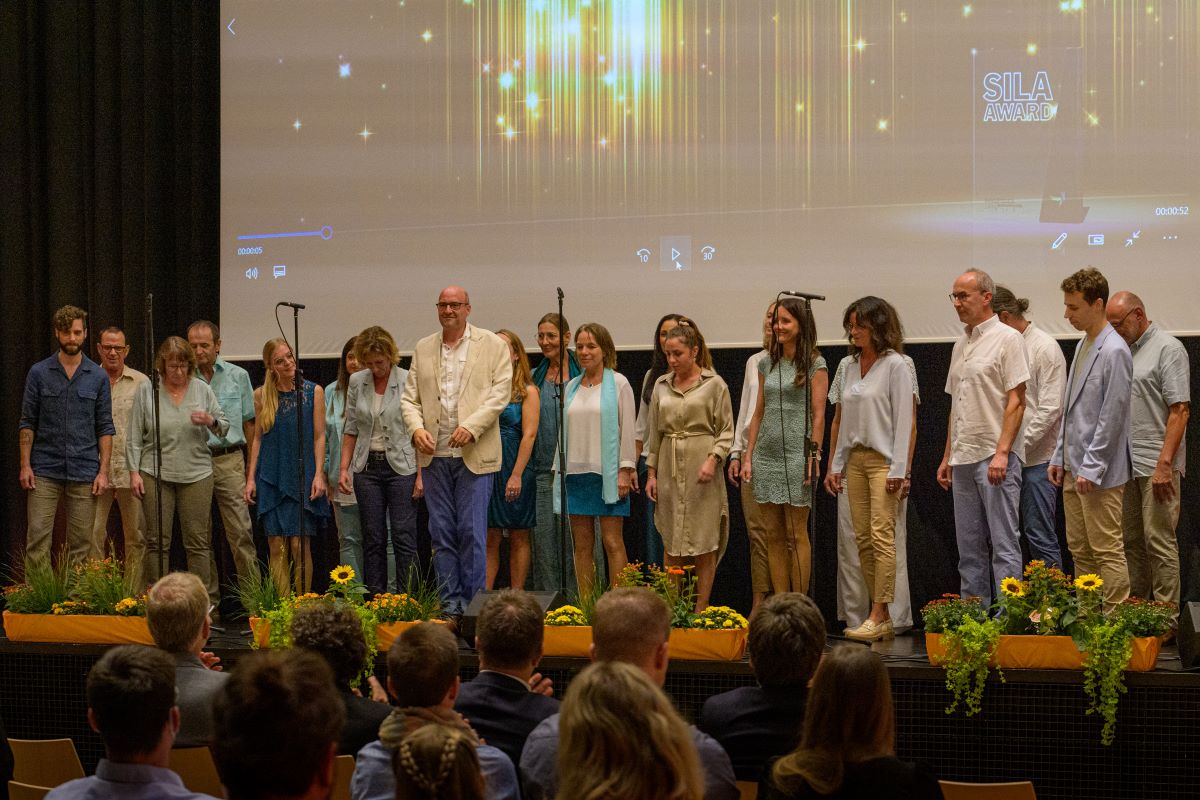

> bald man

[
  {"left": 1107, "top": 291, "right": 1190, "bottom": 614},
  {"left": 401, "top": 286, "right": 511, "bottom": 616}
]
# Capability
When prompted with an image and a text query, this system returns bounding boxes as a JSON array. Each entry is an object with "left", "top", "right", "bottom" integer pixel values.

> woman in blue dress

[
  {"left": 245, "top": 338, "right": 331, "bottom": 595},
  {"left": 324, "top": 336, "right": 364, "bottom": 579},
  {"left": 486, "top": 329, "right": 540, "bottom": 589}
]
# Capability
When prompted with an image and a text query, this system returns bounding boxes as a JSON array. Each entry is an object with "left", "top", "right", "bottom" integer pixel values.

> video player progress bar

[{"left": 238, "top": 226, "right": 333, "bottom": 241}]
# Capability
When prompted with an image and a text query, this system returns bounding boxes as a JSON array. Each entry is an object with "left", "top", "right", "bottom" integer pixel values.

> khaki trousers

[
  {"left": 26, "top": 478, "right": 95, "bottom": 567},
  {"left": 207, "top": 451, "right": 260, "bottom": 604},
  {"left": 845, "top": 447, "right": 900, "bottom": 604},
  {"left": 92, "top": 488, "right": 145, "bottom": 590},
  {"left": 759, "top": 502, "right": 811, "bottom": 594},
  {"left": 1122, "top": 474, "right": 1181, "bottom": 608},
  {"left": 141, "top": 472, "right": 215, "bottom": 590},
  {"left": 740, "top": 479, "right": 771, "bottom": 594},
  {"left": 1062, "top": 473, "right": 1129, "bottom": 610}
]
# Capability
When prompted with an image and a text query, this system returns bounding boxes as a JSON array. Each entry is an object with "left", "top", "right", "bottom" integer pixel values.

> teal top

[
  {"left": 200, "top": 359, "right": 255, "bottom": 448},
  {"left": 752, "top": 355, "right": 827, "bottom": 507}
]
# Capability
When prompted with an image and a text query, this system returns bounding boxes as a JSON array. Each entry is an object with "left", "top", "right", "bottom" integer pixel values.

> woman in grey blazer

[{"left": 337, "top": 326, "right": 421, "bottom": 595}]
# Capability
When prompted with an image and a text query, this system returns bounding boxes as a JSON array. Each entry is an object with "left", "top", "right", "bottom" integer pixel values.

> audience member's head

[
  {"left": 748, "top": 593, "right": 826, "bottom": 689},
  {"left": 211, "top": 650, "right": 344, "bottom": 800},
  {"left": 290, "top": 602, "right": 369, "bottom": 692},
  {"left": 86, "top": 645, "right": 178, "bottom": 762},
  {"left": 771, "top": 646, "right": 895, "bottom": 796},
  {"left": 590, "top": 587, "right": 671, "bottom": 685},
  {"left": 146, "top": 572, "right": 210, "bottom": 656},
  {"left": 558, "top": 660, "right": 704, "bottom": 800},
  {"left": 387, "top": 622, "right": 460, "bottom": 708},
  {"left": 475, "top": 589, "right": 544, "bottom": 674},
  {"left": 393, "top": 724, "right": 485, "bottom": 800}
]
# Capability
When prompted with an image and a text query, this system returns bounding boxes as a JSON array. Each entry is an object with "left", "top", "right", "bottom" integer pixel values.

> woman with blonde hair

[
  {"left": 762, "top": 646, "right": 941, "bottom": 799},
  {"left": 485, "top": 329, "right": 540, "bottom": 589},
  {"left": 393, "top": 724, "right": 485, "bottom": 800},
  {"left": 245, "top": 337, "right": 330, "bottom": 594},
  {"left": 559, "top": 660, "right": 704, "bottom": 800},
  {"left": 561, "top": 322, "right": 637, "bottom": 596}
]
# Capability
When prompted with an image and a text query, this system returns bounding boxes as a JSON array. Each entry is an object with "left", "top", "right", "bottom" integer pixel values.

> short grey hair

[{"left": 963, "top": 269, "right": 995, "bottom": 296}]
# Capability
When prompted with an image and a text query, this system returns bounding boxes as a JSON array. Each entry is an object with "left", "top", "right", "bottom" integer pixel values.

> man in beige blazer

[{"left": 401, "top": 286, "right": 512, "bottom": 615}]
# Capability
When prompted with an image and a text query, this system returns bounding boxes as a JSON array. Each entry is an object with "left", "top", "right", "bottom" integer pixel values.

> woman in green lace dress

[{"left": 741, "top": 297, "right": 828, "bottom": 595}]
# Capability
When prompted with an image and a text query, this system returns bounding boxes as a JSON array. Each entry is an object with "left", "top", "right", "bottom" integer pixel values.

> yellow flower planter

[
  {"left": 249, "top": 617, "right": 446, "bottom": 651},
  {"left": 925, "top": 632, "right": 1162, "bottom": 672},
  {"left": 2, "top": 610, "right": 154, "bottom": 646},
  {"left": 542, "top": 625, "right": 747, "bottom": 661}
]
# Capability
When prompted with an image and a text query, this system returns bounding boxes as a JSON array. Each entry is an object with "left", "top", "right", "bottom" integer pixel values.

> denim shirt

[{"left": 20, "top": 354, "right": 115, "bottom": 482}]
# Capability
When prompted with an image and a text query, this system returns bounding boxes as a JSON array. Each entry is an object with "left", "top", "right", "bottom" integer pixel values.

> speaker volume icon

[{"left": 244, "top": 267, "right": 259, "bottom": 280}]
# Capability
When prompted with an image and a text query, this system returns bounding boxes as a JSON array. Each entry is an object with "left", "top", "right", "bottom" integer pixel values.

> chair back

[
  {"left": 7, "top": 739, "right": 85, "bottom": 787},
  {"left": 939, "top": 780, "right": 1037, "bottom": 800},
  {"left": 8, "top": 782, "right": 52, "bottom": 800},
  {"left": 332, "top": 755, "right": 355, "bottom": 800},
  {"left": 168, "top": 746, "right": 225, "bottom": 798},
  {"left": 736, "top": 780, "right": 759, "bottom": 800}
]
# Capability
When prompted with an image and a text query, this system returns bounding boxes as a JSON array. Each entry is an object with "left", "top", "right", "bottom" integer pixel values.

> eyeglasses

[
  {"left": 1110, "top": 308, "right": 1137, "bottom": 328},
  {"left": 164, "top": 363, "right": 190, "bottom": 372},
  {"left": 98, "top": 345, "right": 128, "bottom": 352},
  {"left": 435, "top": 302, "right": 467, "bottom": 311},
  {"left": 948, "top": 291, "right": 976, "bottom": 303}
]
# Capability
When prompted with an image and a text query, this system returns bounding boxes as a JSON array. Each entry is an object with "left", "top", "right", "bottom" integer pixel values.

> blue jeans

[
  {"left": 1020, "top": 463, "right": 1061, "bottom": 568},
  {"left": 424, "top": 457, "right": 492, "bottom": 614},
  {"left": 353, "top": 455, "right": 418, "bottom": 595},
  {"left": 952, "top": 453, "right": 1023, "bottom": 608},
  {"left": 331, "top": 501, "right": 364, "bottom": 580}
]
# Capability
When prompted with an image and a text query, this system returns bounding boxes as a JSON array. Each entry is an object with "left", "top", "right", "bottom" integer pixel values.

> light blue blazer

[
  {"left": 1050, "top": 324, "right": 1132, "bottom": 489},
  {"left": 342, "top": 366, "right": 417, "bottom": 475}
]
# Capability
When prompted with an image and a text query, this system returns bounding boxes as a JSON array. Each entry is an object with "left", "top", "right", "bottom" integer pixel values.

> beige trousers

[
  {"left": 206, "top": 451, "right": 260, "bottom": 604},
  {"left": 26, "top": 478, "right": 94, "bottom": 567},
  {"left": 740, "top": 479, "right": 771, "bottom": 594},
  {"left": 1122, "top": 474, "right": 1181, "bottom": 608},
  {"left": 92, "top": 487, "right": 145, "bottom": 590},
  {"left": 1062, "top": 473, "right": 1129, "bottom": 610},
  {"left": 141, "top": 472, "right": 215, "bottom": 590},
  {"left": 845, "top": 447, "right": 900, "bottom": 605},
  {"left": 759, "top": 502, "right": 811, "bottom": 594}
]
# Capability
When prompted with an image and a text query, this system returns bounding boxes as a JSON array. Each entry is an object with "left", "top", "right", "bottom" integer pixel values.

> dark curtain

[{"left": 0, "top": 1, "right": 219, "bottom": 569}]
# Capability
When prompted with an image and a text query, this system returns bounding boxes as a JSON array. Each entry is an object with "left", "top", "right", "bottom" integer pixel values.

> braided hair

[{"left": 393, "top": 724, "right": 485, "bottom": 800}]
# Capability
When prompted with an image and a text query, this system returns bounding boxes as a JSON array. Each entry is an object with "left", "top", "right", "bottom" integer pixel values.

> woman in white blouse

[
  {"left": 824, "top": 297, "right": 913, "bottom": 642},
  {"left": 562, "top": 323, "right": 637, "bottom": 596}
]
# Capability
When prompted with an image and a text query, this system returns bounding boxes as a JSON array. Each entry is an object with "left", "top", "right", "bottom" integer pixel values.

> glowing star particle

[
  {"left": 854, "top": 38, "right": 866, "bottom": 52},
  {"left": 292, "top": 119, "right": 302, "bottom": 132},
  {"left": 380, "top": 83, "right": 387, "bottom": 90},
  {"left": 496, "top": 115, "right": 505, "bottom": 126},
  {"left": 1027, "top": 42, "right": 1038, "bottom": 55},
  {"left": 602, "top": 70, "right": 617, "bottom": 86},
  {"left": 1087, "top": 112, "right": 1100, "bottom": 126},
  {"left": 1146, "top": 5, "right": 1153, "bottom": 13},
  {"left": 598, "top": 55, "right": 606, "bottom": 64},
  {"left": 420, "top": 29, "right": 432, "bottom": 42},
  {"left": 899, "top": 11, "right": 908, "bottom": 23},
  {"left": 962, "top": 4, "right": 972, "bottom": 17},
  {"left": 598, "top": 137, "right": 607, "bottom": 147},
  {"left": 513, "top": 59, "right": 521, "bottom": 69},
  {"left": 498, "top": 71, "right": 514, "bottom": 89},
  {"left": 526, "top": 92, "right": 539, "bottom": 109},
  {"left": 358, "top": 126, "right": 372, "bottom": 141},
  {"left": 504, "top": 127, "right": 515, "bottom": 140},
  {"left": 877, "top": 118, "right": 889, "bottom": 131},
  {"left": 482, "top": 63, "right": 491, "bottom": 73},
  {"left": 339, "top": 62, "right": 351, "bottom": 78},
  {"left": 795, "top": 102, "right": 805, "bottom": 112}
]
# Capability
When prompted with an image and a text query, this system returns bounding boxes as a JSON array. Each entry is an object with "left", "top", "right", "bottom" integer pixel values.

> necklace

[{"left": 581, "top": 371, "right": 603, "bottom": 388}]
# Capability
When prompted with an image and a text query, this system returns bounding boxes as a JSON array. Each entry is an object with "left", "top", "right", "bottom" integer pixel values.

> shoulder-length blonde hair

[
  {"left": 558, "top": 661, "right": 703, "bottom": 800},
  {"left": 496, "top": 329, "right": 532, "bottom": 403},
  {"left": 257, "top": 337, "right": 292, "bottom": 434},
  {"left": 771, "top": 645, "right": 895, "bottom": 796}
]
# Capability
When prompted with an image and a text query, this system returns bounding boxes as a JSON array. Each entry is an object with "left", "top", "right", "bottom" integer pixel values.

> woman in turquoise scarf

[{"left": 561, "top": 323, "right": 637, "bottom": 597}]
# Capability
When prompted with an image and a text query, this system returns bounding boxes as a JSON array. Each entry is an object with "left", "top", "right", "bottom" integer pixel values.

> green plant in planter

[
  {"left": 3, "top": 557, "right": 72, "bottom": 613},
  {"left": 1081, "top": 619, "right": 1132, "bottom": 746},
  {"left": 936, "top": 615, "right": 1003, "bottom": 716}
]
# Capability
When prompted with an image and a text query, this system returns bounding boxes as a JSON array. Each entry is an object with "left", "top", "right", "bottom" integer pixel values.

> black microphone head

[{"left": 556, "top": 287, "right": 564, "bottom": 299}]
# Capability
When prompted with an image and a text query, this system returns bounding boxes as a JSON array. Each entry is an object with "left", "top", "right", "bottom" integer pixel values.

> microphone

[
  {"left": 277, "top": 301, "right": 306, "bottom": 309},
  {"left": 780, "top": 290, "right": 826, "bottom": 302},
  {"left": 556, "top": 287, "right": 564, "bottom": 300}
]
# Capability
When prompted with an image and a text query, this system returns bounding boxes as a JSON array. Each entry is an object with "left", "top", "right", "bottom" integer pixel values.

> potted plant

[{"left": 3, "top": 556, "right": 152, "bottom": 645}]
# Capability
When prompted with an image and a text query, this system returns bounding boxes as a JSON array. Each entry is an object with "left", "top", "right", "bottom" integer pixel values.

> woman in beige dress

[{"left": 643, "top": 322, "right": 734, "bottom": 611}]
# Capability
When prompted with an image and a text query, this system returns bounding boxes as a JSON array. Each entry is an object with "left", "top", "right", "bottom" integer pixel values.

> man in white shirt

[
  {"left": 1107, "top": 291, "right": 1189, "bottom": 612},
  {"left": 938, "top": 270, "right": 1030, "bottom": 607},
  {"left": 992, "top": 287, "right": 1067, "bottom": 568},
  {"left": 402, "top": 286, "right": 511, "bottom": 616}
]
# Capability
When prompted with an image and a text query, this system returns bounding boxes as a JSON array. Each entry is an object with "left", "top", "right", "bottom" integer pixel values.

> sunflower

[
  {"left": 330, "top": 565, "right": 356, "bottom": 584},
  {"left": 1000, "top": 577, "right": 1025, "bottom": 597},
  {"left": 1074, "top": 574, "right": 1103, "bottom": 592}
]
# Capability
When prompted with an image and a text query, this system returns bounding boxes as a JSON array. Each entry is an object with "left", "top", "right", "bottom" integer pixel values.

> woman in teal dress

[
  {"left": 486, "top": 329, "right": 540, "bottom": 589},
  {"left": 245, "top": 337, "right": 330, "bottom": 595},
  {"left": 741, "top": 297, "right": 828, "bottom": 596}
]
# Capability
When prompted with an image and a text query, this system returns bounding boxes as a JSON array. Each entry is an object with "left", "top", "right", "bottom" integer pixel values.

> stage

[{"left": 1, "top": 629, "right": 1197, "bottom": 799}]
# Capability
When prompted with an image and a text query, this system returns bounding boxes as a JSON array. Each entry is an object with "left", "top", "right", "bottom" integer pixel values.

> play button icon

[{"left": 659, "top": 237, "right": 691, "bottom": 272}]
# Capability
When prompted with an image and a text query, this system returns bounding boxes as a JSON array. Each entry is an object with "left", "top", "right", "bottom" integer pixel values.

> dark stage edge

[{"left": 2, "top": 630, "right": 1199, "bottom": 800}]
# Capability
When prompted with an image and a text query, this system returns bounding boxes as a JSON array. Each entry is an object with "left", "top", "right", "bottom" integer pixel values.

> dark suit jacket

[
  {"left": 699, "top": 685, "right": 807, "bottom": 782},
  {"left": 759, "top": 756, "right": 943, "bottom": 800},
  {"left": 174, "top": 653, "right": 229, "bottom": 748},
  {"left": 454, "top": 670, "right": 560, "bottom": 765},
  {"left": 340, "top": 691, "right": 393, "bottom": 756}
]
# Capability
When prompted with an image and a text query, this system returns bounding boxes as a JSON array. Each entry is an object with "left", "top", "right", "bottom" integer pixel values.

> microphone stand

[
  {"left": 145, "top": 293, "right": 165, "bottom": 579},
  {"left": 556, "top": 288, "right": 569, "bottom": 594},
  {"left": 292, "top": 305, "right": 306, "bottom": 593}
]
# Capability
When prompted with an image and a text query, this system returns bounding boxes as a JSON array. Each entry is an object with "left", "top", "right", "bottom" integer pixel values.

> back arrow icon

[{"left": 227, "top": 18, "right": 236, "bottom": 36}]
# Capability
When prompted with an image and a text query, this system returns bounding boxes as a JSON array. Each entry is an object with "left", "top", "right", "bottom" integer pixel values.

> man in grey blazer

[
  {"left": 146, "top": 572, "right": 227, "bottom": 747},
  {"left": 402, "top": 286, "right": 512, "bottom": 616},
  {"left": 1050, "top": 267, "right": 1133, "bottom": 611}
]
